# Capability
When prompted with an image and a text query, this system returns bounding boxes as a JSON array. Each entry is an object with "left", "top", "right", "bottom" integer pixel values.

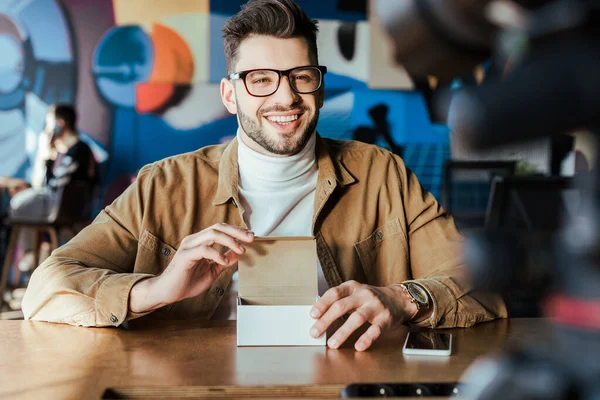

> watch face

[{"left": 407, "top": 284, "right": 428, "bottom": 305}]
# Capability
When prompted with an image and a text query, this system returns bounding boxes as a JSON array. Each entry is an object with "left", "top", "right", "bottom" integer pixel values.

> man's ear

[
  {"left": 317, "top": 86, "right": 325, "bottom": 109},
  {"left": 221, "top": 78, "right": 238, "bottom": 115}
]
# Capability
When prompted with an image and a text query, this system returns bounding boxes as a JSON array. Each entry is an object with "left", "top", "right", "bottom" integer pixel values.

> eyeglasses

[{"left": 228, "top": 65, "right": 327, "bottom": 97}]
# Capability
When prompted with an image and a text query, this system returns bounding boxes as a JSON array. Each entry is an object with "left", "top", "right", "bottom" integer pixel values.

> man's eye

[
  {"left": 252, "top": 78, "right": 272, "bottom": 84},
  {"left": 294, "top": 75, "right": 311, "bottom": 82}
]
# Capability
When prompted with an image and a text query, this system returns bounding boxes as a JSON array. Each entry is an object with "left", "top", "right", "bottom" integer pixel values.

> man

[
  {"left": 5, "top": 104, "right": 97, "bottom": 273},
  {"left": 22, "top": 0, "right": 505, "bottom": 351}
]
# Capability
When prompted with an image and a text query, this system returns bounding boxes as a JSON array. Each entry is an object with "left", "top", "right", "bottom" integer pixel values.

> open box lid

[{"left": 237, "top": 236, "right": 317, "bottom": 299}]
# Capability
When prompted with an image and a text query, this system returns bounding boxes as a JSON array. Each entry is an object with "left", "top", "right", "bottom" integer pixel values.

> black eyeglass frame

[{"left": 228, "top": 65, "right": 328, "bottom": 97}]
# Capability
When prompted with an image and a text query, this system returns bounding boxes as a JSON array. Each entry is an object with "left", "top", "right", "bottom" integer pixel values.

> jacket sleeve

[
  {"left": 21, "top": 165, "right": 157, "bottom": 327},
  {"left": 393, "top": 155, "right": 507, "bottom": 328}
]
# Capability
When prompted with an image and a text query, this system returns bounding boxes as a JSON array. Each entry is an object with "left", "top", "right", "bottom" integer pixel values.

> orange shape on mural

[
  {"left": 136, "top": 83, "right": 175, "bottom": 113},
  {"left": 148, "top": 22, "right": 194, "bottom": 84},
  {"left": 136, "top": 23, "right": 194, "bottom": 113}
]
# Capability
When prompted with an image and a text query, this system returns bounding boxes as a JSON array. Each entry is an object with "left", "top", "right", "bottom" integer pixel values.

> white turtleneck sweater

[{"left": 211, "top": 129, "right": 329, "bottom": 320}]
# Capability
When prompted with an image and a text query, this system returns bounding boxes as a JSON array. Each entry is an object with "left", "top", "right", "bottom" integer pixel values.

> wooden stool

[
  {"left": 0, "top": 181, "right": 98, "bottom": 317},
  {"left": 0, "top": 222, "right": 59, "bottom": 314}
]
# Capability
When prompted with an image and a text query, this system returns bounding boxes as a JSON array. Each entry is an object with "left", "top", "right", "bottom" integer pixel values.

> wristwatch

[{"left": 399, "top": 282, "right": 430, "bottom": 311}]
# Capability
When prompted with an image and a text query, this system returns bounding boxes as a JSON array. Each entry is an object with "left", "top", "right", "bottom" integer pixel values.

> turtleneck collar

[{"left": 237, "top": 128, "right": 317, "bottom": 190}]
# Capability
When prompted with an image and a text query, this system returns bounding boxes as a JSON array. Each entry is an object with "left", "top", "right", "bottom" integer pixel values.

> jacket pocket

[
  {"left": 354, "top": 217, "right": 408, "bottom": 285},
  {"left": 137, "top": 230, "right": 177, "bottom": 276}
]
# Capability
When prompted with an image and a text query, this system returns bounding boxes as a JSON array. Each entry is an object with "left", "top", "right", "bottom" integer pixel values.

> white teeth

[{"left": 266, "top": 114, "right": 299, "bottom": 123}]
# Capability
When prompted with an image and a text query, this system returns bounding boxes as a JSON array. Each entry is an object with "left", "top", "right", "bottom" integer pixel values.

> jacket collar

[
  {"left": 314, "top": 133, "right": 356, "bottom": 189},
  {"left": 212, "top": 133, "right": 355, "bottom": 206}
]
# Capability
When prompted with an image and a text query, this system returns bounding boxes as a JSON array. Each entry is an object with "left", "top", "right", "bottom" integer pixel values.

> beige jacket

[{"left": 22, "top": 135, "right": 506, "bottom": 327}]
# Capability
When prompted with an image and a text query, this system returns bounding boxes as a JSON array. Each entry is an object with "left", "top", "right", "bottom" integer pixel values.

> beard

[{"left": 237, "top": 101, "right": 319, "bottom": 156}]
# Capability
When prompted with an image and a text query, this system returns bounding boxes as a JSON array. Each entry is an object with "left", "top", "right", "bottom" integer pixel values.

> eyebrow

[{"left": 247, "top": 70, "right": 272, "bottom": 76}]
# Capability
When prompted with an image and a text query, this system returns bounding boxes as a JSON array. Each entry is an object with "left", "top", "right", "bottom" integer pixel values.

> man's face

[
  {"left": 44, "top": 113, "right": 66, "bottom": 136},
  {"left": 221, "top": 35, "right": 324, "bottom": 156}
]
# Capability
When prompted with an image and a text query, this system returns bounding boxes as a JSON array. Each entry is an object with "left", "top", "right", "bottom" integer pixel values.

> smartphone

[
  {"left": 402, "top": 331, "right": 452, "bottom": 356},
  {"left": 340, "top": 382, "right": 460, "bottom": 397}
]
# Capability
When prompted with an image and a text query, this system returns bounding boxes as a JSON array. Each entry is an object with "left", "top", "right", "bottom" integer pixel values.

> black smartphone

[{"left": 340, "top": 382, "right": 460, "bottom": 397}]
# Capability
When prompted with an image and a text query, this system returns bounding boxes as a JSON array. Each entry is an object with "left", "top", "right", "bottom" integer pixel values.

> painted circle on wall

[
  {"left": 0, "top": 34, "right": 24, "bottom": 93},
  {"left": 0, "top": 14, "right": 28, "bottom": 110},
  {"left": 92, "top": 26, "right": 154, "bottom": 108}
]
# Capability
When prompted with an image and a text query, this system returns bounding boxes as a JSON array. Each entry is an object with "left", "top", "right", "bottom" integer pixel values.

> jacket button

[
  {"left": 110, "top": 314, "right": 118, "bottom": 323},
  {"left": 161, "top": 248, "right": 171, "bottom": 256},
  {"left": 215, "top": 286, "right": 225, "bottom": 296},
  {"left": 375, "top": 231, "right": 383, "bottom": 240}
]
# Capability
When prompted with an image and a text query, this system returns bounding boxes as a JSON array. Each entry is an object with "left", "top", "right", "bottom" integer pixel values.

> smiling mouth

[
  {"left": 263, "top": 112, "right": 304, "bottom": 128},
  {"left": 265, "top": 114, "right": 302, "bottom": 126}
]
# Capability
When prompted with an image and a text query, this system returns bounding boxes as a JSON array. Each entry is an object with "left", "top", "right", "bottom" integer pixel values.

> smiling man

[
  {"left": 22, "top": 0, "right": 506, "bottom": 351},
  {"left": 222, "top": 38, "right": 323, "bottom": 156}
]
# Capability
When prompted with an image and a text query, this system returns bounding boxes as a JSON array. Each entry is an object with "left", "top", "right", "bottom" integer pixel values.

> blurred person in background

[{"left": 5, "top": 104, "right": 97, "bottom": 277}]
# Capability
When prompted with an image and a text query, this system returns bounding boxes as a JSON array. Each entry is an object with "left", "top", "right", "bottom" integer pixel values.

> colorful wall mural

[{"left": 0, "top": 0, "right": 458, "bottom": 203}]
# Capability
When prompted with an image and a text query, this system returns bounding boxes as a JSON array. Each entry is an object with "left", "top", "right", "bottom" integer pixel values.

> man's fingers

[
  {"left": 182, "top": 245, "right": 231, "bottom": 268},
  {"left": 181, "top": 224, "right": 254, "bottom": 253},
  {"left": 310, "top": 281, "right": 358, "bottom": 319},
  {"left": 326, "top": 309, "right": 371, "bottom": 349},
  {"left": 210, "top": 223, "right": 255, "bottom": 242},
  {"left": 354, "top": 323, "right": 383, "bottom": 352},
  {"left": 185, "top": 224, "right": 254, "bottom": 248},
  {"left": 355, "top": 323, "right": 383, "bottom": 351},
  {"left": 203, "top": 230, "right": 247, "bottom": 255},
  {"left": 214, "top": 249, "right": 240, "bottom": 273},
  {"left": 310, "top": 295, "right": 358, "bottom": 339}
]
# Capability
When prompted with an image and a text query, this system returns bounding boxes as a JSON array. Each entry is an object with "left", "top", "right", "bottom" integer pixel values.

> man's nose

[{"left": 270, "top": 76, "right": 300, "bottom": 104}]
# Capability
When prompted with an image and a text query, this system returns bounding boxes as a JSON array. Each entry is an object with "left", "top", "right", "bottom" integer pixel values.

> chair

[
  {"left": 0, "top": 181, "right": 96, "bottom": 317},
  {"left": 483, "top": 175, "right": 577, "bottom": 318},
  {"left": 0, "top": 189, "right": 10, "bottom": 278},
  {"left": 485, "top": 175, "right": 576, "bottom": 230},
  {"left": 442, "top": 160, "right": 516, "bottom": 231}
]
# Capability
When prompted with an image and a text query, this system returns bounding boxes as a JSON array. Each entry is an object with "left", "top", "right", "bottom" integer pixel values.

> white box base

[{"left": 237, "top": 300, "right": 326, "bottom": 346}]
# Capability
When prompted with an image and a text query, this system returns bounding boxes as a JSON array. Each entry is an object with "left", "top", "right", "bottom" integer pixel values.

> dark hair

[
  {"left": 50, "top": 104, "right": 77, "bottom": 130},
  {"left": 222, "top": 0, "right": 319, "bottom": 74}
]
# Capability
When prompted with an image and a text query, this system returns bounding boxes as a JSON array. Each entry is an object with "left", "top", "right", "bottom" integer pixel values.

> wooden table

[{"left": 0, "top": 318, "right": 552, "bottom": 399}]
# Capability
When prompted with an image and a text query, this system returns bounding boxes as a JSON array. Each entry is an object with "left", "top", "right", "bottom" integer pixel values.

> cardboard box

[{"left": 236, "top": 236, "right": 326, "bottom": 346}]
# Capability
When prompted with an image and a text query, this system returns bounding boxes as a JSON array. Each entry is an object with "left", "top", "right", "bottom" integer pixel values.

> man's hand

[
  {"left": 309, "top": 280, "right": 420, "bottom": 351},
  {"left": 129, "top": 223, "right": 254, "bottom": 313},
  {"left": 1, "top": 177, "right": 30, "bottom": 197}
]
